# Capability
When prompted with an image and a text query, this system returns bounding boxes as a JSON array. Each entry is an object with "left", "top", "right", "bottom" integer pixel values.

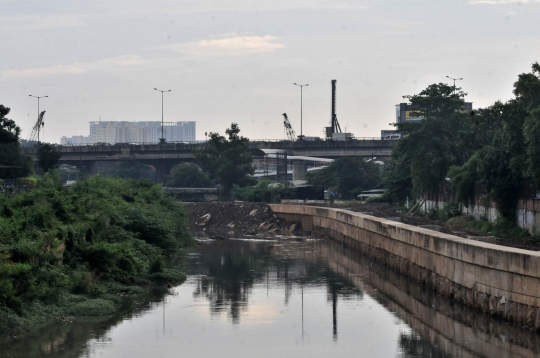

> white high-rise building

[
  {"left": 88, "top": 121, "right": 196, "bottom": 144},
  {"left": 60, "top": 135, "right": 91, "bottom": 145}
]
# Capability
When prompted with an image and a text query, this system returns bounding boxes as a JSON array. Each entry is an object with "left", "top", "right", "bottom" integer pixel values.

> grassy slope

[{"left": 0, "top": 172, "right": 193, "bottom": 338}]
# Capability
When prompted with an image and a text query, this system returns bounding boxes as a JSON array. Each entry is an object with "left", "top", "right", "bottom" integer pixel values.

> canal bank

[{"left": 270, "top": 204, "right": 540, "bottom": 329}]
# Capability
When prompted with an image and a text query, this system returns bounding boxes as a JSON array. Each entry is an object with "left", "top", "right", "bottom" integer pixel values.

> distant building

[
  {"left": 60, "top": 135, "right": 91, "bottom": 146},
  {"left": 395, "top": 102, "right": 473, "bottom": 124},
  {"left": 88, "top": 121, "right": 196, "bottom": 144}
]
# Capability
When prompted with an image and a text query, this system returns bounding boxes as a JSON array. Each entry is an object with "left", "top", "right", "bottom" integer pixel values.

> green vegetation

[
  {"left": 0, "top": 173, "right": 192, "bottom": 338},
  {"left": 0, "top": 104, "right": 33, "bottom": 179},
  {"left": 168, "top": 163, "right": 213, "bottom": 188},
  {"left": 383, "top": 83, "right": 472, "bottom": 203},
  {"left": 59, "top": 164, "right": 80, "bottom": 183},
  {"left": 194, "top": 123, "right": 254, "bottom": 197},
  {"left": 383, "top": 62, "right": 540, "bottom": 230},
  {"left": 306, "top": 157, "right": 382, "bottom": 199},
  {"left": 231, "top": 179, "right": 295, "bottom": 202},
  {"left": 446, "top": 215, "right": 529, "bottom": 240},
  {"left": 112, "top": 161, "right": 155, "bottom": 181},
  {"left": 37, "top": 143, "right": 61, "bottom": 173}
]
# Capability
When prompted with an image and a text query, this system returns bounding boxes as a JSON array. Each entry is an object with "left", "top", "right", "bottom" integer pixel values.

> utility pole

[
  {"left": 294, "top": 83, "right": 308, "bottom": 139},
  {"left": 445, "top": 76, "right": 463, "bottom": 94},
  {"left": 154, "top": 88, "right": 171, "bottom": 143}
]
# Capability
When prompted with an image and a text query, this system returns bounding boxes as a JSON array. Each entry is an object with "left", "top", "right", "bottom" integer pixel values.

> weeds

[
  {"left": 0, "top": 172, "right": 193, "bottom": 338},
  {"left": 446, "top": 214, "right": 530, "bottom": 240}
]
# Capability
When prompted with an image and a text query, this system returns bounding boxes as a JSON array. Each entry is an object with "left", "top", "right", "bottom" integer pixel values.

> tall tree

[
  {"left": 440, "top": 63, "right": 540, "bottom": 219},
  {"left": 521, "top": 63, "right": 540, "bottom": 185},
  {"left": 38, "top": 143, "right": 61, "bottom": 173},
  {"left": 0, "top": 104, "right": 33, "bottom": 179},
  {"left": 194, "top": 123, "right": 254, "bottom": 196},
  {"left": 385, "top": 83, "right": 471, "bottom": 201},
  {"left": 167, "top": 163, "right": 213, "bottom": 188}
]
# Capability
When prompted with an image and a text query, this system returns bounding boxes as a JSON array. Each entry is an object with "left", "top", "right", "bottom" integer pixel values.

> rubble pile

[{"left": 185, "top": 202, "right": 296, "bottom": 239}]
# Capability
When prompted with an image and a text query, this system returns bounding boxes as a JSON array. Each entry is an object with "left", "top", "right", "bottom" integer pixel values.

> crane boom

[
  {"left": 282, "top": 113, "right": 297, "bottom": 141},
  {"left": 28, "top": 110, "right": 46, "bottom": 143}
]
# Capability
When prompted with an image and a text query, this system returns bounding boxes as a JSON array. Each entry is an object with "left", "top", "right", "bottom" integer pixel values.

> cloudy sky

[{"left": 1, "top": 0, "right": 539, "bottom": 143}]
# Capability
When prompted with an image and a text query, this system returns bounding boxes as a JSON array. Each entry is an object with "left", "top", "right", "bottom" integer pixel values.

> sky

[{"left": 1, "top": 0, "right": 540, "bottom": 143}]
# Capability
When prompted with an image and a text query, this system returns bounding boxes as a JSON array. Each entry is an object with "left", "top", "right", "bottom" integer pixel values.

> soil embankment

[{"left": 185, "top": 202, "right": 298, "bottom": 239}]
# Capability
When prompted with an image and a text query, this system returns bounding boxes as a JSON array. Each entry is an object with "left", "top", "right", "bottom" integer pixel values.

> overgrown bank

[{"left": 0, "top": 173, "right": 193, "bottom": 339}]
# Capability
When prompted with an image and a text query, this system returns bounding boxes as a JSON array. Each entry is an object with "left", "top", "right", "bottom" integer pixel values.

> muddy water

[{"left": 3, "top": 237, "right": 540, "bottom": 358}]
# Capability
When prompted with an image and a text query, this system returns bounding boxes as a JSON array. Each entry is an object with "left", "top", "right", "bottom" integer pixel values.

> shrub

[
  {"left": 67, "top": 299, "right": 116, "bottom": 316},
  {"left": 0, "top": 175, "right": 193, "bottom": 336}
]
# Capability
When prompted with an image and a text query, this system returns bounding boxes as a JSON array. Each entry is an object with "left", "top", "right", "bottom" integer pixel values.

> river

[{"left": 2, "top": 236, "right": 539, "bottom": 358}]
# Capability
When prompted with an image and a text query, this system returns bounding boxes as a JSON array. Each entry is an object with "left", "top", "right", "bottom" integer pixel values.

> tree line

[{"left": 383, "top": 62, "right": 540, "bottom": 221}]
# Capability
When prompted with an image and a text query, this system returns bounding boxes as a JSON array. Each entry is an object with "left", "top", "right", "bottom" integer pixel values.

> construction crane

[
  {"left": 282, "top": 113, "right": 297, "bottom": 141},
  {"left": 28, "top": 110, "right": 46, "bottom": 144}
]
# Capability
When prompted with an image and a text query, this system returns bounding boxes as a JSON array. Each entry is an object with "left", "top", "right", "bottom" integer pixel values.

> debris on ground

[
  {"left": 185, "top": 201, "right": 540, "bottom": 250},
  {"left": 184, "top": 202, "right": 296, "bottom": 239}
]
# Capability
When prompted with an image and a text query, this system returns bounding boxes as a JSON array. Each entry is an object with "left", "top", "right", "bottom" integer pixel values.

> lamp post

[
  {"left": 29, "top": 94, "right": 48, "bottom": 143},
  {"left": 445, "top": 76, "right": 463, "bottom": 94},
  {"left": 154, "top": 88, "right": 171, "bottom": 143},
  {"left": 293, "top": 83, "right": 308, "bottom": 139}
]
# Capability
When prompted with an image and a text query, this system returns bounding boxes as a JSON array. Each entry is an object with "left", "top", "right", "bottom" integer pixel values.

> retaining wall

[{"left": 269, "top": 204, "right": 540, "bottom": 329}]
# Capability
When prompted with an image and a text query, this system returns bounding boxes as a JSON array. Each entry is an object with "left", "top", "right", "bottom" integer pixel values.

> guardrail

[{"left": 22, "top": 137, "right": 398, "bottom": 154}]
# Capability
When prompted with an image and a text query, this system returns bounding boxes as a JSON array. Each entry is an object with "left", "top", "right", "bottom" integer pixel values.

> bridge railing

[
  {"left": 254, "top": 137, "right": 388, "bottom": 142},
  {"left": 22, "top": 141, "right": 208, "bottom": 154},
  {"left": 22, "top": 137, "right": 397, "bottom": 154},
  {"left": 249, "top": 138, "right": 397, "bottom": 149}
]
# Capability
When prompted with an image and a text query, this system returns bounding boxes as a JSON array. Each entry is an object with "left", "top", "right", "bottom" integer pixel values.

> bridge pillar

[
  {"left": 293, "top": 161, "right": 307, "bottom": 181},
  {"left": 79, "top": 161, "right": 95, "bottom": 175},
  {"left": 154, "top": 159, "right": 176, "bottom": 184}
]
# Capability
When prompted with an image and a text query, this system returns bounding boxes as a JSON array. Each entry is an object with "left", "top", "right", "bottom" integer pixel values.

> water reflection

[
  {"left": 0, "top": 289, "right": 171, "bottom": 358},
  {"left": 191, "top": 241, "right": 271, "bottom": 323},
  {"left": 189, "top": 239, "right": 363, "bottom": 335},
  {"left": 3, "top": 237, "right": 540, "bottom": 358},
  {"left": 398, "top": 331, "right": 452, "bottom": 358}
]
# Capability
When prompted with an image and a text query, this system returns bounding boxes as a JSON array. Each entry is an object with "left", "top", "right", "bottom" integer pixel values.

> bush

[
  {"left": 0, "top": 175, "right": 193, "bottom": 337},
  {"left": 232, "top": 180, "right": 295, "bottom": 202},
  {"left": 67, "top": 299, "right": 117, "bottom": 316},
  {"left": 149, "top": 269, "right": 186, "bottom": 284}
]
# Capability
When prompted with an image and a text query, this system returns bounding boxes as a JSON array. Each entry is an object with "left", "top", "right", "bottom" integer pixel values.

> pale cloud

[
  {"left": 470, "top": 0, "right": 539, "bottom": 4},
  {"left": 0, "top": 14, "right": 85, "bottom": 31},
  {"left": 0, "top": 55, "right": 146, "bottom": 78},
  {"left": 160, "top": 35, "right": 284, "bottom": 57},
  {"left": 1, "top": 64, "right": 87, "bottom": 78},
  {"left": 91, "top": 0, "right": 368, "bottom": 15}
]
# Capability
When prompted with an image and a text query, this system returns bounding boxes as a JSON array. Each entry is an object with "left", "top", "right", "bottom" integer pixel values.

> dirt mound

[{"left": 184, "top": 202, "right": 295, "bottom": 239}]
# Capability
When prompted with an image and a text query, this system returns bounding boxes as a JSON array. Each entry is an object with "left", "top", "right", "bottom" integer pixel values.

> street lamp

[
  {"left": 293, "top": 83, "right": 308, "bottom": 139},
  {"left": 154, "top": 88, "right": 171, "bottom": 143},
  {"left": 29, "top": 94, "right": 48, "bottom": 143},
  {"left": 445, "top": 76, "right": 463, "bottom": 94}
]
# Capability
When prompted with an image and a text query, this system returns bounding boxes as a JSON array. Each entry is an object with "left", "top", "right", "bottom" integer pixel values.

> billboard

[{"left": 405, "top": 110, "right": 424, "bottom": 121}]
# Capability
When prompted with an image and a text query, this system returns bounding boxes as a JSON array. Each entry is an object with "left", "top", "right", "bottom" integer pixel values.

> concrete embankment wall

[
  {"left": 269, "top": 204, "right": 540, "bottom": 328},
  {"left": 316, "top": 240, "right": 540, "bottom": 358}
]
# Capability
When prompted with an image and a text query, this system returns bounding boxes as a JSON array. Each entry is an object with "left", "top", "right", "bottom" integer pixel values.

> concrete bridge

[{"left": 22, "top": 138, "right": 396, "bottom": 181}]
